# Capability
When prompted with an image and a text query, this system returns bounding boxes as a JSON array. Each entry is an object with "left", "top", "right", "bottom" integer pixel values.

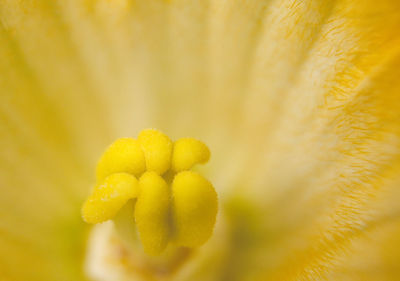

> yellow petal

[
  {"left": 135, "top": 171, "right": 171, "bottom": 255},
  {"left": 82, "top": 173, "right": 139, "bottom": 224},
  {"left": 171, "top": 171, "right": 218, "bottom": 247},
  {"left": 138, "top": 129, "right": 172, "bottom": 175},
  {"left": 171, "top": 138, "right": 210, "bottom": 172},
  {"left": 96, "top": 138, "right": 145, "bottom": 182},
  {"left": 2, "top": 0, "right": 400, "bottom": 280}
]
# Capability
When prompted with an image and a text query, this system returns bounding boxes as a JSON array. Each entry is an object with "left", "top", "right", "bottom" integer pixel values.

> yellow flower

[{"left": 1, "top": 1, "right": 400, "bottom": 281}]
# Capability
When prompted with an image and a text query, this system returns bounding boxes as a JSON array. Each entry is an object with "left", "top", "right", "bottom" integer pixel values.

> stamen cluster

[{"left": 82, "top": 129, "right": 218, "bottom": 255}]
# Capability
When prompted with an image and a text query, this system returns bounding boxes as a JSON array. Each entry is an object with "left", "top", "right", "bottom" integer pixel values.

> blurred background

[{"left": 1, "top": 0, "right": 400, "bottom": 280}]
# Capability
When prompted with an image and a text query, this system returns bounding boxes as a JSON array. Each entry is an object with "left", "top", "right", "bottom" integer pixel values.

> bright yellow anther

[
  {"left": 138, "top": 129, "right": 173, "bottom": 175},
  {"left": 83, "top": 129, "right": 218, "bottom": 255},
  {"left": 135, "top": 172, "right": 171, "bottom": 255},
  {"left": 96, "top": 138, "right": 145, "bottom": 182},
  {"left": 171, "top": 138, "right": 210, "bottom": 172},
  {"left": 171, "top": 171, "right": 218, "bottom": 247},
  {"left": 82, "top": 173, "right": 139, "bottom": 224}
]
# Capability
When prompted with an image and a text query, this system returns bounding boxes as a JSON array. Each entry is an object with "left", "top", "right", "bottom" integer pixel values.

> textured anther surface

[{"left": 82, "top": 129, "right": 217, "bottom": 255}]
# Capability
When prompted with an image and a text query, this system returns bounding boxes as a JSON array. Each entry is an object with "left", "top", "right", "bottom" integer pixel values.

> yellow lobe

[
  {"left": 82, "top": 173, "right": 139, "bottom": 224},
  {"left": 135, "top": 171, "right": 171, "bottom": 255},
  {"left": 171, "top": 171, "right": 218, "bottom": 247},
  {"left": 171, "top": 138, "right": 210, "bottom": 172},
  {"left": 96, "top": 138, "right": 146, "bottom": 182},
  {"left": 138, "top": 129, "right": 173, "bottom": 175}
]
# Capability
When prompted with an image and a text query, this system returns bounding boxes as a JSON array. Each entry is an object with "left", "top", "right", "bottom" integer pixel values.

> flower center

[{"left": 81, "top": 129, "right": 218, "bottom": 255}]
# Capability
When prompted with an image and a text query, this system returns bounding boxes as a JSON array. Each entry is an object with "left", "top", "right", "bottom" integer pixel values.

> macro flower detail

[
  {"left": 2, "top": 1, "right": 400, "bottom": 281},
  {"left": 82, "top": 129, "right": 217, "bottom": 255}
]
